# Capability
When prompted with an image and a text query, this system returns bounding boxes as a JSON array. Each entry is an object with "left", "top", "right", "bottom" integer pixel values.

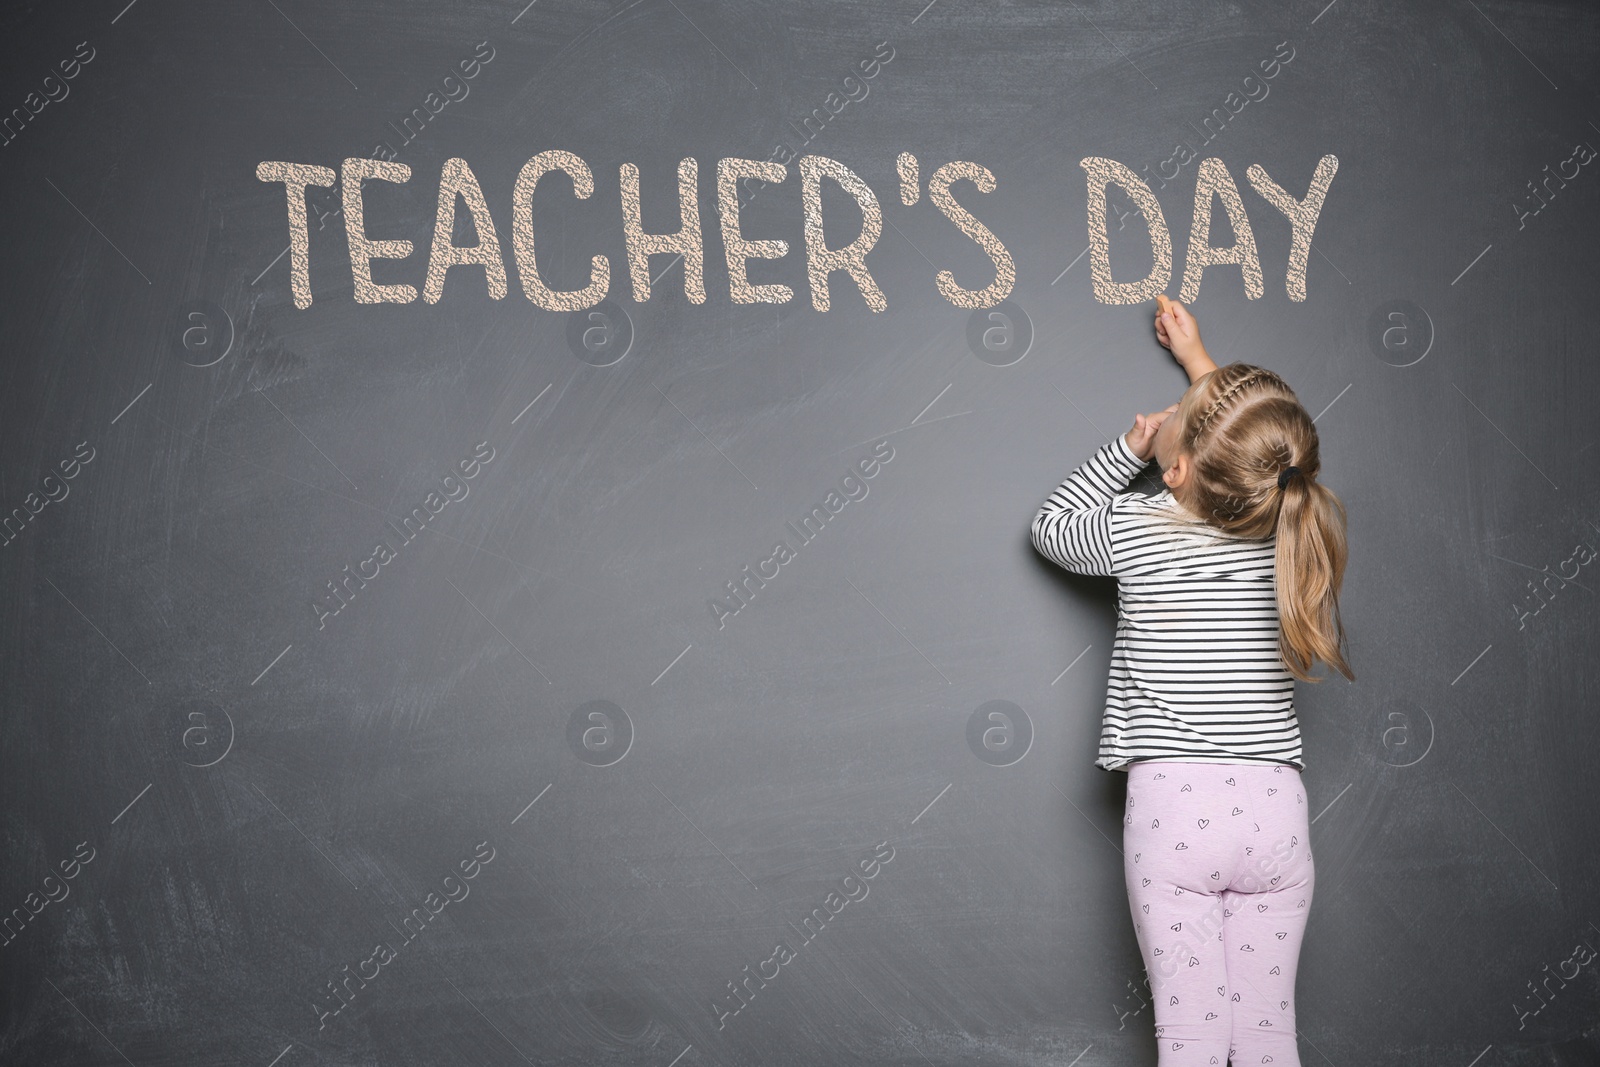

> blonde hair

[{"left": 1158, "top": 362, "right": 1354, "bottom": 684}]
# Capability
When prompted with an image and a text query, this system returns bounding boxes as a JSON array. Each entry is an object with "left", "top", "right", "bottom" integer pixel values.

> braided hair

[
  {"left": 1168, "top": 363, "right": 1310, "bottom": 529},
  {"left": 1191, "top": 366, "right": 1280, "bottom": 447}
]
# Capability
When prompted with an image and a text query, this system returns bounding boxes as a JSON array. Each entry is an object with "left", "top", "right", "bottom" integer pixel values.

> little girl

[{"left": 1030, "top": 298, "right": 1353, "bottom": 1067}]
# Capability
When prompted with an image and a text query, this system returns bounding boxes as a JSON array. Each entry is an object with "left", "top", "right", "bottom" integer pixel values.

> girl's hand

[
  {"left": 1154, "top": 296, "right": 1218, "bottom": 383},
  {"left": 1125, "top": 404, "right": 1179, "bottom": 462},
  {"left": 1153, "top": 295, "right": 1200, "bottom": 356}
]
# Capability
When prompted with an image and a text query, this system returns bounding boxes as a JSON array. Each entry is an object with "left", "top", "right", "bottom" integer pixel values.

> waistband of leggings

[{"left": 1126, "top": 759, "right": 1301, "bottom": 778}]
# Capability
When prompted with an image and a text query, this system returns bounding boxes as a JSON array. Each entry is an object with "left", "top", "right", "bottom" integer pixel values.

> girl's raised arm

[
  {"left": 1030, "top": 433, "right": 1148, "bottom": 577},
  {"left": 1155, "top": 296, "right": 1219, "bottom": 384}
]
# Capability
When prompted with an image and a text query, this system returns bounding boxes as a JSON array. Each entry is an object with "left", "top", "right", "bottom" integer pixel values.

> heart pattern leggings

[{"left": 1123, "top": 759, "right": 1315, "bottom": 1066}]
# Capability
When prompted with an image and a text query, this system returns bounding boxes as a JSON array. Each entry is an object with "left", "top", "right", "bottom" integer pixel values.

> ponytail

[{"left": 1274, "top": 475, "right": 1354, "bottom": 683}]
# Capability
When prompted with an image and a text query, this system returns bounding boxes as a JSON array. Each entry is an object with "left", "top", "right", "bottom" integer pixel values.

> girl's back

[{"left": 1033, "top": 436, "right": 1301, "bottom": 772}]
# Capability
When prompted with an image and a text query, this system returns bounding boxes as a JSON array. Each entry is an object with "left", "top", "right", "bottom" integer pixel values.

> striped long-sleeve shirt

[{"left": 1031, "top": 432, "right": 1303, "bottom": 772}]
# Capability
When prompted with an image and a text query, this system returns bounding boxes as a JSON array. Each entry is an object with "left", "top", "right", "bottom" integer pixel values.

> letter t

[{"left": 256, "top": 161, "right": 338, "bottom": 309}]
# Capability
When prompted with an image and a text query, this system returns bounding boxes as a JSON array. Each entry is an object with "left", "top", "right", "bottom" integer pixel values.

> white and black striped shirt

[{"left": 1031, "top": 433, "right": 1303, "bottom": 772}]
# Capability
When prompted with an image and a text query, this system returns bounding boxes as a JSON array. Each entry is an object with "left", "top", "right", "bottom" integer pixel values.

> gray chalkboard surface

[{"left": 3, "top": 1, "right": 1598, "bottom": 1064}]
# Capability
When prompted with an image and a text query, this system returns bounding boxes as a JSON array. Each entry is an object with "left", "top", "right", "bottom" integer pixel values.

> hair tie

[{"left": 1277, "top": 465, "right": 1301, "bottom": 490}]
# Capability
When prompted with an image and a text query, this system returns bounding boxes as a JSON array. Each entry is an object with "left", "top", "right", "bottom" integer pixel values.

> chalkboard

[{"left": 3, "top": 1, "right": 1598, "bottom": 1064}]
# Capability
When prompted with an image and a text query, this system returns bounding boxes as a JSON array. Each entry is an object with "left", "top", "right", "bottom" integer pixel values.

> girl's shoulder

[{"left": 1117, "top": 487, "right": 1200, "bottom": 525}]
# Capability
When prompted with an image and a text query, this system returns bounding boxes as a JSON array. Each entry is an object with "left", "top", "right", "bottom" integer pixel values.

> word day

[
  {"left": 256, "top": 146, "right": 1337, "bottom": 311},
  {"left": 1083, "top": 152, "right": 1338, "bottom": 305}
]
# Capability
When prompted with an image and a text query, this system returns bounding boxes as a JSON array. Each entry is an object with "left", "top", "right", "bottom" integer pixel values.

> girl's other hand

[{"left": 1125, "top": 404, "right": 1179, "bottom": 462}]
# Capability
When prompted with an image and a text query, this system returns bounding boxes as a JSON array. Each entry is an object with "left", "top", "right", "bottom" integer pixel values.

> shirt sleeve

[{"left": 1031, "top": 432, "right": 1149, "bottom": 577}]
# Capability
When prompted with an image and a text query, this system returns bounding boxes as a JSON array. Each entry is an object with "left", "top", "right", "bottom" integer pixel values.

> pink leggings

[{"left": 1123, "top": 760, "right": 1315, "bottom": 1066}]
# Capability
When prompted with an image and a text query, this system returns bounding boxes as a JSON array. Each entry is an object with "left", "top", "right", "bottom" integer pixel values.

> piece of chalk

[{"left": 1156, "top": 294, "right": 1172, "bottom": 314}]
